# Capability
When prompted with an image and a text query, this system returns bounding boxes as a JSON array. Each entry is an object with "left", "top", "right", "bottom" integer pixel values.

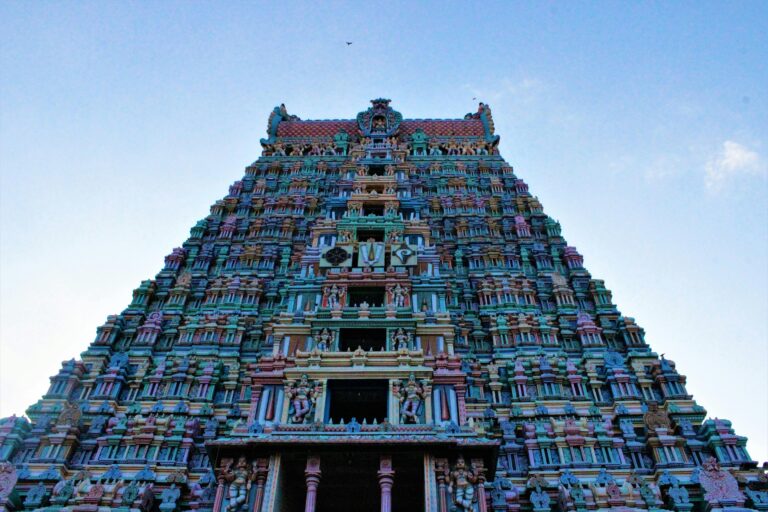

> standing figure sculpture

[
  {"left": 392, "top": 328, "right": 410, "bottom": 350},
  {"left": 225, "top": 456, "right": 252, "bottom": 512},
  {"left": 315, "top": 328, "right": 333, "bottom": 351},
  {"left": 392, "top": 283, "right": 408, "bottom": 308},
  {"left": 447, "top": 456, "right": 477, "bottom": 511},
  {"left": 326, "top": 285, "right": 341, "bottom": 309},
  {"left": 288, "top": 375, "right": 318, "bottom": 424},
  {"left": 399, "top": 373, "right": 425, "bottom": 423}
]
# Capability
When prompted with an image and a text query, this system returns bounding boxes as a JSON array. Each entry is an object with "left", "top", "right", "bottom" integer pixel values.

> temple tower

[{"left": 0, "top": 100, "right": 763, "bottom": 512}]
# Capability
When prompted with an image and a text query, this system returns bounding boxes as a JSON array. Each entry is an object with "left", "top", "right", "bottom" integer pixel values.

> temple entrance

[
  {"left": 275, "top": 451, "right": 424, "bottom": 512},
  {"left": 390, "top": 453, "right": 425, "bottom": 512},
  {"left": 316, "top": 451, "right": 379, "bottom": 512}
]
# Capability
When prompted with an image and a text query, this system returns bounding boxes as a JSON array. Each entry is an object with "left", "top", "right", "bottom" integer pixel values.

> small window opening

[
  {"left": 357, "top": 229, "right": 384, "bottom": 242},
  {"left": 368, "top": 165, "right": 386, "bottom": 176},
  {"left": 347, "top": 287, "right": 386, "bottom": 307},
  {"left": 362, "top": 204, "right": 384, "bottom": 216},
  {"left": 338, "top": 328, "right": 386, "bottom": 351},
  {"left": 327, "top": 379, "right": 388, "bottom": 424}
]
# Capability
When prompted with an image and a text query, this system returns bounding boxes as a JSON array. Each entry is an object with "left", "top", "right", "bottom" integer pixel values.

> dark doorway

[
  {"left": 275, "top": 451, "right": 424, "bottom": 512},
  {"left": 275, "top": 453, "right": 309, "bottom": 512},
  {"left": 362, "top": 204, "right": 384, "bottom": 216},
  {"left": 356, "top": 228, "right": 384, "bottom": 242},
  {"left": 327, "top": 379, "right": 388, "bottom": 424},
  {"left": 338, "top": 328, "right": 386, "bottom": 351},
  {"left": 347, "top": 287, "right": 386, "bottom": 308},
  {"left": 368, "top": 164, "right": 386, "bottom": 176},
  {"left": 316, "top": 452, "right": 379, "bottom": 512},
  {"left": 391, "top": 453, "right": 425, "bottom": 512}
]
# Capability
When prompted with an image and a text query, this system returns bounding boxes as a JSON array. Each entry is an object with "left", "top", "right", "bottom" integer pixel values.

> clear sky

[{"left": 1, "top": 2, "right": 766, "bottom": 460}]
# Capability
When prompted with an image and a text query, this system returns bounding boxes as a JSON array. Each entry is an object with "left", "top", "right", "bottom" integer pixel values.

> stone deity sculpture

[
  {"left": 288, "top": 375, "right": 318, "bottom": 424},
  {"left": 315, "top": 328, "right": 333, "bottom": 351},
  {"left": 447, "top": 456, "right": 477, "bottom": 511},
  {"left": 224, "top": 456, "right": 252, "bottom": 511},
  {"left": 399, "top": 373, "right": 425, "bottom": 423}
]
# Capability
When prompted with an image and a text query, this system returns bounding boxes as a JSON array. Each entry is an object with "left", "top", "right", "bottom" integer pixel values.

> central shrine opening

[
  {"left": 356, "top": 228, "right": 384, "bottom": 241},
  {"left": 338, "top": 327, "right": 386, "bottom": 351},
  {"left": 347, "top": 286, "right": 386, "bottom": 308},
  {"left": 326, "top": 379, "right": 388, "bottom": 424}
]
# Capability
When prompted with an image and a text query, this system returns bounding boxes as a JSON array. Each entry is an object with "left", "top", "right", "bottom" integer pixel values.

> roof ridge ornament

[
  {"left": 260, "top": 103, "right": 300, "bottom": 146},
  {"left": 357, "top": 98, "right": 402, "bottom": 137},
  {"left": 465, "top": 102, "right": 500, "bottom": 145}
]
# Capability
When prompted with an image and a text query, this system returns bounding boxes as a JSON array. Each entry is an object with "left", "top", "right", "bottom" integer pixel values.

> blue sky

[{"left": 1, "top": 2, "right": 766, "bottom": 460}]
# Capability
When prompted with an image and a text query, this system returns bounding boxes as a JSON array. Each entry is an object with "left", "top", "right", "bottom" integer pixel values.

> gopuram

[{"left": 0, "top": 99, "right": 765, "bottom": 512}]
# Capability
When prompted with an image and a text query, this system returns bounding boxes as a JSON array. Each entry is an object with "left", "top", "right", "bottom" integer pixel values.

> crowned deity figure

[
  {"left": 399, "top": 373, "right": 425, "bottom": 424},
  {"left": 325, "top": 284, "right": 342, "bottom": 309},
  {"left": 447, "top": 456, "right": 477, "bottom": 511},
  {"left": 392, "top": 283, "right": 409, "bottom": 308},
  {"left": 224, "top": 456, "right": 252, "bottom": 511},
  {"left": 288, "top": 375, "right": 318, "bottom": 424},
  {"left": 392, "top": 328, "right": 410, "bottom": 350},
  {"left": 315, "top": 328, "right": 333, "bottom": 351}
]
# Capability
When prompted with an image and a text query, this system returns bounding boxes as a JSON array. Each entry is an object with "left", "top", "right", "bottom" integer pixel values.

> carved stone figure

[
  {"left": 224, "top": 456, "right": 252, "bottom": 511},
  {"left": 58, "top": 401, "right": 82, "bottom": 426},
  {"left": 121, "top": 480, "right": 141, "bottom": 505},
  {"left": 697, "top": 457, "right": 745, "bottom": 507},
  {"left": 643, "top": 402, "right": 671, "bottom": 431},
  {"left": 447, "top": 456, "right": 477, "bottom": 511},
  {"left": 288, "top": 375, "right": 318, "bottom": 424},
  {"left": 0, "top": 462, "right": 17, "bottom": 501},
  {"left": 392, "top": 283, "right": 408, "bottom": 308},
  {"left": 49, "top": 477, "right": 74, "bottom": 506},
  {"left": 399, "top": 373, "right": 425, "bottom": 423},
  {"left": 23, "top": 481, "right": 47, "bottom": 507},
  {"left": 315, "top": 328, "right": 333, "bottom": 351},
  {"left": 392, "top": 328, "right": 410, "bottom": 350},
  {"left": 325, "top": 284, "right": 342, "bottom": 309}
]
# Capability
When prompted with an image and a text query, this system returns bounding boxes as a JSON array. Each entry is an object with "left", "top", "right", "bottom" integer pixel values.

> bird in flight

[
  {"left": 472, "top": 97, "right": 477, "bottom": 101},
  {"left": 346, "top": 42, "right": 353, "bottom": 46}
]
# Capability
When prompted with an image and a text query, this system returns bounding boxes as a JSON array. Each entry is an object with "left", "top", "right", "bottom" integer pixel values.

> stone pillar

[
  {"left": 304, "top": 455, "right": 321, "bottom": 512},
  {"left": 435, "top": 458, "right": 449, "bottom": 512},
  {"left": 472, "top": 458, "right": 488, "bottom": 512},
  {"left": 251, "top": 458, "right": 269, "bottom": 512},
  {"left": 378, "top": 455, "right": 395, "bottom": 512},
  {"left": 213, "top": 480, "right": 226, "bottom": 512}
]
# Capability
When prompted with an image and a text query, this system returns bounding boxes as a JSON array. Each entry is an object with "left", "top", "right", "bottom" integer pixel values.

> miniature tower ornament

[{"left": 0, "top": 99, "right": 762, "bottom": 511}]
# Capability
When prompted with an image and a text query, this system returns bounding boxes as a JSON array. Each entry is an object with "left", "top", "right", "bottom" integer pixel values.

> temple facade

[{"left": 0, "top": 99, "right": 764, "bottom": 512}]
